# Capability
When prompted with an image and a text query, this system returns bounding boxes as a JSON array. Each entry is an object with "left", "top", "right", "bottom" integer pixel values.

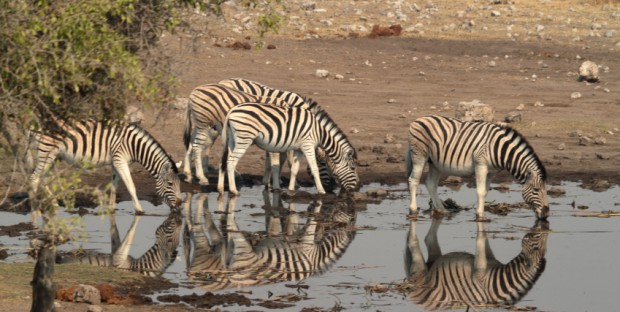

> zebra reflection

[
  {"left": 404, "top": 218, "right": 548, "bottom": 309},
  {"left": 183, "top": 191, "right": 356, "bottom": 291},
  {"left": 57, "top": 210, "right": 182, "bottom": 277}
]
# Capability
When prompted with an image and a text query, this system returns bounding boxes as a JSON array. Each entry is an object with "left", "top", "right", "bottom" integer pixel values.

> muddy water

[{"left": 1, "top": 181, "right": 619, "bottom": 311}]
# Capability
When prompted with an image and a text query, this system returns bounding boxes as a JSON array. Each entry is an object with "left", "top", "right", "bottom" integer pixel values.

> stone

[
  {"left": 557, "top": 143, "right": 566, "bottom": 150},
  {"left": 548, "top": 186, "right": 566, "bottom": 197},
  {"left": 579, "top": 136, "right": 593, "bottom": 145},
  {"left": 74, "top": 284, "right": 101, "bottom": 305},
  {"left": 125, "top": 105, "right": 144, "bottom": 125},
  {"left": 504, "top": 111, "right": 522, "bottom": 123},
  {"left": 315, "top": 69, "right": 329, "bottom": 78},
  {"left": 384, "top": 133, "right": 395, "bottom": 143},
  {"left": 366, "top": 189, "right": 388, "bottom": 198},
  {"left": 570, "top": 92, "right": 582, "bottom": 99},
  {"left": 594, "top": 137, "right": 606, "bottom": 145},
  {"left": 172, "top": 97, "right": 189, "bottom": 110},
  {"left": 350, "top": 191, "right": 368, "bottom": 201},
  {"left": 455, "top": 99, "right": 495, "bottom": 122},
  {"left": 577, "top": 61, "right": 599, "bottom": 82},
  {"left": 88, "top": 305, "right": 104, "bottom": 312}
]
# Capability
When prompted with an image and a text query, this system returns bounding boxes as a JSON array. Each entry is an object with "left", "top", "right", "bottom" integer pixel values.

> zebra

[
  {"left": 404, "top": 217, "right": 549, "bottom": 309},
  {"left": 57, "top": 210, "right": 183, "bottom": 277},
  {"left": 218, "top": 100, "right": 359, "bottom": 196},
  {"left": 218, "top": 77, "right": 307, "bottom": 107},
  {"left": 406, "top": 115, "right": 549, "bottom": 220},
  {"left": 181, "top": 83, "right": 290, "bottom": 186},
  {"left": 28, "top": 119, "right": 182, "bottom": 214},
  {"left": 218, "top": 78, "right": 336, "bottom": 192},
  {"left": 184, "top": 193, "right": 356, "bottom": 291}
]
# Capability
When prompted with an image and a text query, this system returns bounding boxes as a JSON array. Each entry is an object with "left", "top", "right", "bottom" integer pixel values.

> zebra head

[
  {"left": 331, "top": 148, "right": 360, "bottom": 192},
  {"left": 157, "top": 162, "right": 183, "bottom": 210},
  {"left": 522, "top": 170, "right": 549, "bottom": 219}
]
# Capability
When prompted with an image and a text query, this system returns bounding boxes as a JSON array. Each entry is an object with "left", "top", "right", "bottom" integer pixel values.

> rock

[
  {"left": 596, "top": 153, "right": 610, "bottom": 160},
  {"left": 350, "top": 191, "right": 368, "bottom": 201},
  {"left": 74, "top": 284, "right": 101, "bottom": 305},
  {"left": 384, "top": 133, "right": 395, "bottom": 143},
  {"left": 350, "top": 127, "right": 359, "bottom": 134},
  {"left": 570, "top": 92, "right": 582, "bottom": 99},
  {"left": 579, "top": 136, "right": 593, "bottom": 145},
  {"left": 88, "top": 305, "right": 104, "bottom": 312},
  {"left": 366, "top": 189, "right": 388, "bottom": 198},
  {"left": 301, "top": 2, "right": 316, "bottom": 10},
  {"left": 455, "top": 99, "right": 495, "bottom": 122},
  {"left": 534, "top": 101, "right": 544, "bottom": 107},
  {"left": 334, "top": 74, "right": 344, "bottom": 80},
  {"left": 604, "top": 30, "right": 616, "bottom": 38},
  {"left": 124, "top": 105, "right": 144, "bottom": 125},
  {"left": 504, "top": 111, "right": 522, "bottom": 123},
  {"left": 557, "top": 143, "right": 566, "bottom": 150},
  {"left": 172, "top": 97, "right": 189, "bottom": 110},
  {"left": 443, "top": 176, "right": 462, "bottom": 184},
  {"left": 491, "top": 10, "right": 501, "bottom": 17},
  {"left": 387, "top": 98, "right": 396, "bottom": 103},
  {"left": 315, "top": 69, "right": 329, "bottom": 78},
  {"left": 548, "top": 186, "right": 566, "bottom": 197},
  {"left": 594, "top": 136, "right": 606, "bottom": 145},
  {"left": 578, "top": 61, "right": 599, "bottom": 82}
]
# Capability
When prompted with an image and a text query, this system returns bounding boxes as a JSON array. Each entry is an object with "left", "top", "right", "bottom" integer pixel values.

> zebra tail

[
  {"left": 183, "top": 104, "right": 192, "bottom": 151},
  {"left": 405, "top": 144, "right": 413, "bottom": 178},
  {"left": 220, "top": 118, "right": 229, "bottom": 172}
]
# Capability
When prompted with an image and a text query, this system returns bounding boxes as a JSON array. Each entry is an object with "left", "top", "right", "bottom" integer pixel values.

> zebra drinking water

[
  {"left": 404, "top": 217, "right": 549, "bottom": 309},
  {"left": 217, "top": 100, "right": 359, "bottom": 195},
  {"left": 181, "top": 83, "right": 298, "bottom": 187},
  {"left": 406, "top": 115, "right": 549, "bottom": 220},
  {"left": 218, "top": 78, "right": 336, "bottom": 191},
  {"left": 28, "top": 119, "right": 182, "bottom": 214}
]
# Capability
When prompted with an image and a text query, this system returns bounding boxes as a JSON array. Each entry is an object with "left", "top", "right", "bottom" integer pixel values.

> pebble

[
  {"left": 557, "top": 143, "right": 566, "bottom": 150},
  {"left": 315, "top": 69, "right": 329, "bottom": 78},
  {"left": 570, "top": 92, "right": 582, "bottom": 99}
]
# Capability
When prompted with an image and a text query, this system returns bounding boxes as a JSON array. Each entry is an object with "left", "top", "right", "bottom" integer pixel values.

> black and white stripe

[
  {"left": 181, "top": 83, "right": 289, "bottom": 186},
  {"left": 217, "top": 100, "right": 359, "bottom": 195},
  {"left": 57, "top": 211, "right": 183, "bottom": 277},
  {"left": 29, "top": 119, "right": 182, "bottom": 213},
  {"left": 406, "top": 115, "right": 548, "bottom": 220},
  {"left": 405, "top": 218, "right": 548, "bottom": 309},
  {"left": 218, "top": 78, "right": 336, "bottom": 191},
  {"left": 218, "top": 78, "right": 306, "bottom": 107}
]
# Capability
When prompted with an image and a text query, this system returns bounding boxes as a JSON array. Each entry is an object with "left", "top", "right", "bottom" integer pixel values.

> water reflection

[
  {"left": 57, "top": 211, "right": 182, "bottom": 277},
  {"left": 183, "top": 191, "right": 357, "bottom": 291},
  {"left": 404, "top": 217, "right": 549, "bottom": 310}
]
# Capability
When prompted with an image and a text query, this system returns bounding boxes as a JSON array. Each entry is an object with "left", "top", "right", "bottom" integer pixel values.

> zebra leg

[
  {"left": 194, "top": 126, "right": 219, "bottom": 186},
  {"left": 425, "top": 218, "right": 443, "bottom": 263},
  {"left": 181, "top": 127, "right": 196, "bottom": 183},
  {"left": 406, "top": 218, "right": 427, "bottom": 280},
  {"left": 268, "top": 152, "right": 283, "bottom": 190},
  {"left": 474, "top": 164, "right": 490, "bottom": 221},
  {"left": 225, "top": 139, "right": 251, "bottom": 196},
  {"left": 112, "top": 214, "right": 141, "bottom": 269},
  {"left": 301, "top": 148, "right": 326, "bottom": 194},
  {"left": 425, "top": 165, "right": 448, "bottom": 214},
  {"left": 474, "top": 221, "right": 494, "bottom": 279},
  {"left": 287, "top": 150, "right": 304, "bottom": 192},
  {"left": 407, "top": 150, "right": 426, "bottom": 215},
  {"left": 108, "top": 169, "right": 120, "bottom": 210},
  {"left": 112, "top": 160, "right": 144, "bottom": 214}
]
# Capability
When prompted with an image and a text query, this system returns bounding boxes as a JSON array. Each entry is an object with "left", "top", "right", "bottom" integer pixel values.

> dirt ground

[{"left": 1, "top": 0, "right": 619, "bottom": 311}]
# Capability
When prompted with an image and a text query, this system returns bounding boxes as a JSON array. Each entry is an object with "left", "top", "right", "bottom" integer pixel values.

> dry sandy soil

[{"left": 1, "top": 0, "right": 619, "bottom": 311}]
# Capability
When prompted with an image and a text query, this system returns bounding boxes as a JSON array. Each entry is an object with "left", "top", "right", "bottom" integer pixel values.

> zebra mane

[
  {"left": 127, "top": 123, "right": 179, "bottom": 174},
  {"left": 495, "top": 123, "right": 546, "bottom": 181},
  {"left": 302, "top": 98, "right": 357, "bottom": 159}
]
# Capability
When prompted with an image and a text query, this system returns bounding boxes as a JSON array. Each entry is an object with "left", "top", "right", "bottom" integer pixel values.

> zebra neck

[
  {"left": 127, "top": 128, "right": 174, "bottom": 180},
  {"left": 491, "top": 132, "right": 542, "bottom": 183},
  {"left": 316, "top": 113, "right": 349, "bottom": 162}
]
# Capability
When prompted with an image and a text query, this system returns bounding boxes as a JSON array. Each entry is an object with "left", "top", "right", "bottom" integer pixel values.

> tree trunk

[{"left": 30, "top": 239, "right": 56, "bottom": 312}]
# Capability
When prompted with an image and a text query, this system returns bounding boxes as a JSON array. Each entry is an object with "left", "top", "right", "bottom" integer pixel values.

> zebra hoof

[{"left": 198, "top": 179, "right": 210, "bottom": 186}]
